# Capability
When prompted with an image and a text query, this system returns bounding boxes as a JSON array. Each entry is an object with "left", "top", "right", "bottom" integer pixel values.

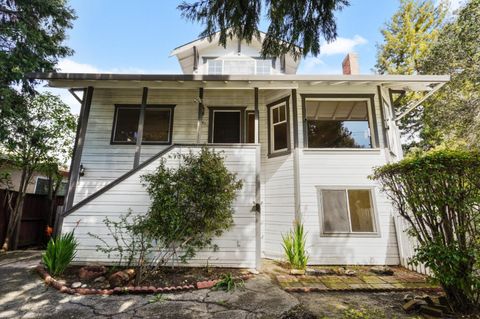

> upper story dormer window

[{"left": 205, "top": 57, "right": 272, "bottom": 75}]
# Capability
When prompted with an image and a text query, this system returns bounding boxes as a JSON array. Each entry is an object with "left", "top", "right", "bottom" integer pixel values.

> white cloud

[
  {"left": 298, "top": 35, "right": 368, "bottom": 74},
  {"left": 320, "top": 35, "right": 368, "bottom": 56}
]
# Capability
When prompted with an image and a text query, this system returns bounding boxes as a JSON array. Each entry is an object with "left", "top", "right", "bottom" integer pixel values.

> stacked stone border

[
  {"left": 283, "top": 286, "right": 443, "bottom": 293},
  {"left": 36, "top": 265, "right": 253, "bottom": 295}
]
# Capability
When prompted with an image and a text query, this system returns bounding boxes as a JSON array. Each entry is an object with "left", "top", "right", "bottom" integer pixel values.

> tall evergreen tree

[
  {"left": 178, "top": 0, "right": 349, "bottom": 58},
  {"left": 0, "top": 0, "right": 76, "bottom": 92},
  {"left": 375, "top": 0, "right": 447, "bottom": 149},
  {"left": 376, "top": 0, "right": 446, "bottom": 75}
]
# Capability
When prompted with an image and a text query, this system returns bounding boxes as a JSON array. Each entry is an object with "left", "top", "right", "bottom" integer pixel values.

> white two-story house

[{"left": 29, "top": 32, "right": 448, "bottom": 268}]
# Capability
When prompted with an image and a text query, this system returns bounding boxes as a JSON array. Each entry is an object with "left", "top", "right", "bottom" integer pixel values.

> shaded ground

[{"left": 0, "top": 251, "right": 448, "bottom": 318}]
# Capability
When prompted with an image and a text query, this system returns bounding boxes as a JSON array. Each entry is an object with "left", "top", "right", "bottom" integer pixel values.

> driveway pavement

[{"left": 0, "top": 251, "right": 299, "bottom": 319}]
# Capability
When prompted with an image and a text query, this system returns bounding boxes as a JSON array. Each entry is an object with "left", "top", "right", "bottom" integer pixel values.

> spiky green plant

[
  {"left": 42, "top": 231, "right": 78, "bottom": 276},
  {"left": 282, "top": 221, "right": 309, "bottom": 270},
  {"left": 214, "top": 273, "right": 244, "bottom": 292}
]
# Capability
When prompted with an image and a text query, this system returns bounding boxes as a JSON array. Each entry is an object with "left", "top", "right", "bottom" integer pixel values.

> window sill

[
  {"left": 303, "top": 148, "right": 382, "bottom": 155},
  {"left": 267, "top": 149, "right": 292, "bottom": 159},
  {"left": 320, "top": 232, "right": 381, "bottom": 238}
]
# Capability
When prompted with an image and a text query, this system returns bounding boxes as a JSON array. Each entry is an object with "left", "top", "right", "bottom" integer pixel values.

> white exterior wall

[
  {"left": 64, "top": 145, "right": 257, "bottom": 268},
  {"left": 70, "top": 83, "right": 401, "bottom": 267}
]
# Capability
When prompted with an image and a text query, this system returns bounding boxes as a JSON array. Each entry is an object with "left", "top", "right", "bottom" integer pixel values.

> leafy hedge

[{"left": 371, "top": 149, "right": 480, "bottom": 313}]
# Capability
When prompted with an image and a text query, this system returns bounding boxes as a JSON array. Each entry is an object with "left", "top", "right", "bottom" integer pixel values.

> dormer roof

[{"left": 170, "top": 31, "right": 301, "bottom": 74}]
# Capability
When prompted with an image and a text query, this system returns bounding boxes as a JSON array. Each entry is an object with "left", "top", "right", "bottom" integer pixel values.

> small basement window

[
  {"left": 267, "top": 97, "right": 290, "bottom": 156},
  {"left": 318, "top": 188, "right": 377, "bottom": 235},
  {"left": 112, "top": 105, "right": 174, "bottom": 144},
  {"left": 305, "top": 99, "right": 373, "bottom": 148}
]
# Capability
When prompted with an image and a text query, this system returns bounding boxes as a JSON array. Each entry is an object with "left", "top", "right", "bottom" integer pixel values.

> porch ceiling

[{"left": 27, "top": 72, "right": 449, "bottom": 91}]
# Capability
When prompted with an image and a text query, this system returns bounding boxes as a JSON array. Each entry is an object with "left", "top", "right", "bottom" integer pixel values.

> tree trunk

[{"left": 1, "top": 167, "right": 31, "bottom": 251}]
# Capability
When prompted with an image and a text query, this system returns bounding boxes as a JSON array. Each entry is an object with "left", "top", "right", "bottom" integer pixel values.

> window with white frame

[
  {"left": 305, "top": 99, "right": 373, "bottom": 148},
  {"left": 207, "top": 59, "right": 223, "bottom": 74},
  {"left": 224, "top": 60, "right": 255, "bottom": 74},
  {"left": 318, "top": 188, "right": 377, "bottom": 235},
  {"left": 255, "top": 59, "right": 272, "bottom": 74},
  {"left": 267, "top": 98, "right": 290, "bottom": 155}
]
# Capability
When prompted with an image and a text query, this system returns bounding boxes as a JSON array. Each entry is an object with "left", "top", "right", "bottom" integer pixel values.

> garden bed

[{"left": 36, "top": 264, "right": 253, "bottom": 295}]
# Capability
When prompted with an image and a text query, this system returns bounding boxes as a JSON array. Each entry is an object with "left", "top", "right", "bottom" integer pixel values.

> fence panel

[
  {"left": 394, "top": 215, "right": 431, "bottom": 275},
  {"left": 0, "top": 189, "right": 64, "bottom": 248}
]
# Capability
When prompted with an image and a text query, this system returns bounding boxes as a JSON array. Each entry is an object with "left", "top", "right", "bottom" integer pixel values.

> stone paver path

[
  {"left": 0, "top": 251, "right": 298, "bottom": 319},
  {"left": 276, "top": 266, "right": 439, "bottom": 292}
]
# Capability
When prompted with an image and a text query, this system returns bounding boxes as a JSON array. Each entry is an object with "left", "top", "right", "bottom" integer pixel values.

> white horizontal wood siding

[
  {"left": 298, "top": 149, "right": 399, "bottom": 265},
  {"left": 295, "top": 84, "right": 399, "bottom": 265},
  {"left": 260, "top": 90, "right": 296, "bottom": 258},
  {"left": 64, "top": 145, "right": 257, "bottom": 268}
]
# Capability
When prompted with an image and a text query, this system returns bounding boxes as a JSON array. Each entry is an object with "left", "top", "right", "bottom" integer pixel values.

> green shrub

[
  {"left": 139, "top": 147, "right": 243, "bottom": 266},
  {"left": 42, "top": 231, "right": 78, "bottom": 276},
  {"left": 282, "top": 220, "right": 309, "bottom": 270},
  {"left": 371, "top": 149, "right": 480, "bottom": 313}
]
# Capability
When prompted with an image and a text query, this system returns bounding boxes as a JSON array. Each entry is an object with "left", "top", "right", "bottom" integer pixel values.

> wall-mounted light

[{"left": 79, "top": 164, "right": 85, "bottom": 177}]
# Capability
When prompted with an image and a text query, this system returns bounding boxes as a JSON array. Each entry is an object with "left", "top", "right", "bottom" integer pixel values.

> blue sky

[{"left": 46, "top": 0, "right": 462, "bottom": 113}]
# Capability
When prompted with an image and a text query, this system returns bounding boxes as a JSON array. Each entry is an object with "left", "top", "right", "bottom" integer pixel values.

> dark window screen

[
  {"left": 213, "top": 111, "right": 241, "bottom": 143},
  {"left": 143, "top": 109, "right": 171, "bottom": 142},
  {"left": 113, "top": 108, "right": 140, "bottom": 143}
]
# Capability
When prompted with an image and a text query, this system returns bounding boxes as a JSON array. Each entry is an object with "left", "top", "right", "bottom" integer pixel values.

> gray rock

[
  {"left": 403, "top": 293, "right": 414, "bottom": 302},
  {"left": 305, "top": 268, "right": 335, "bottom": 276},
  {"left": 345, "top": 269, "right": 356, "bottom": 276},
  {"left": 71, "top": 282, "right": 82, "bottom": 288},
  {"left": 94, "top": 276, "right": 106, "bottom": 283},
  {"left": 370, "top": 266, "right": 394, "bottom": 275},
  {"left": 81, "top": 284, "right": 87, "bottom": 288}
]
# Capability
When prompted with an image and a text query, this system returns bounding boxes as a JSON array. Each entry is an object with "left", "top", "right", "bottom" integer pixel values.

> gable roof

[{"left": 170, "top": 30, "right": 301, "bottom": 57}]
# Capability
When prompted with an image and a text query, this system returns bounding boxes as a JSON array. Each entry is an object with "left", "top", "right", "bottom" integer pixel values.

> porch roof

[{"left": 27, "top": 72, "right": 449, "bottom": 91}]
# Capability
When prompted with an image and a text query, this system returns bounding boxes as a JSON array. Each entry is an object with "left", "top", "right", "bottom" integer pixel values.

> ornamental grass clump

[
  {"left": 42, "top": 231, "right": 78, "bottom": 276},
  {"left": 282, "top": 220, "right": 309, "bottom": 271},
  {"left": 371, "top": 149, "right": 480, "bottom": 313}
]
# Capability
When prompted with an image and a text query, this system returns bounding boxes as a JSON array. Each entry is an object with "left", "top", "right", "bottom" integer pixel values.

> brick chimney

[{"left": 342, "top": 53, "right": 359, "bottom": 75}]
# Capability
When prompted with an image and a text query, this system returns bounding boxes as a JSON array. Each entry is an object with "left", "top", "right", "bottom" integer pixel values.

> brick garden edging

[{"left": 35, "top": 265, "right": 253, "bottom": 296}]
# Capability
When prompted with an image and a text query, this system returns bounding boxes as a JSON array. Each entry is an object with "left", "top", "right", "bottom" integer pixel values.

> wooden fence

[
  {"left": 0, "top": 189, "right": 64, "bottom": 248},
  {"left": 394, "top": 214, "right": 431, "bottom": 275}
]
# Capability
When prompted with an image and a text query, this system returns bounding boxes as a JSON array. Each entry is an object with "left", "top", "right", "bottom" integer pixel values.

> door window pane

[
  {"left": 143, "top": 109, "right": 171, "bottom": 142},
  {"left": 113, "top": 108, "right": 140, "bottom": 143},
  {"left": 348, "top": 190, "right": 375, "bottom": 232},
  {"left": 321, "top": 190, "right": 350, "bottom": 232},
  {"left": 213, "top": 111, "right": 241, "bottom": 143}
]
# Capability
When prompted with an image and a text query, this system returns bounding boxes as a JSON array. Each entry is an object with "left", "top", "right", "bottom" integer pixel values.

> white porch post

[{"left": 254, "top": 87, "right": 262, "bottom": 270}]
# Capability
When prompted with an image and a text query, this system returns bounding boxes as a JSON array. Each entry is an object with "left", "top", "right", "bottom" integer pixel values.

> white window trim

[
  {"left": 305, "top": 97, "right": 377, "bottom": 149},
  {"left": 207, "top": 58, "right": 272, "bottom": 75},
  {"left": 269, "top": 102, "right": 288, "bottom": 154},
  {"left": 316, "top": 185, "right": 381, "bottom": 238},
  {"left": 211, "top": 110, "right": 242, "bottom": 143}
]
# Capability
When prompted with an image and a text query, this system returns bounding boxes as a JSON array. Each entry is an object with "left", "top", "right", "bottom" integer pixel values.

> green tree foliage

[
  {"left": 375, "top": 0, "right": 447, "bottom": 146},
  {"left": 0, "top": 90, "right": 76, "bottom": 250},
  {"left": 419, "top": 0, "right": 480, "bottom": 149},
  {"left": 140, "top": 148, "right": 243, "bottom": 265},
  {"left": 376, "top": 0, "right": 446, "bottom": 75},
  {"left": 0, "top": 0, "right": 76, "bottom": 92},
  {"left": 371, "top": 149, "right": 480, "bottom": 313},
  {"left": 178, "top": 0, "right": 349, "bottom": 58}
]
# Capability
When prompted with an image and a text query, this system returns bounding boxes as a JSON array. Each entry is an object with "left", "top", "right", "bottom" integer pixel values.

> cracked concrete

[{"left": 0, "top": 251, "right": 298, "bottom": 319}]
